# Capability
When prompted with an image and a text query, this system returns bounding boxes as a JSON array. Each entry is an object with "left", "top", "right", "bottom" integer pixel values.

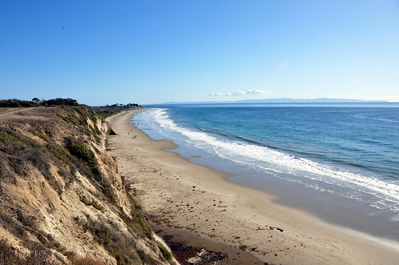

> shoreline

[{"left": 106, "top": 109, "right": 399, "bottom": 265}]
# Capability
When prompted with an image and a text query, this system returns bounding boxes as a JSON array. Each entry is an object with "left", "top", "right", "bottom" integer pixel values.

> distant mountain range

[{"left": 159, "top": 98, "right": 388, "bottom": 105}]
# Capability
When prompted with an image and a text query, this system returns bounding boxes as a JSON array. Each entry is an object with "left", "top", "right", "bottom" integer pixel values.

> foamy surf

[{"left": 138, "top": 108, "right": 399, "bottom": 214}]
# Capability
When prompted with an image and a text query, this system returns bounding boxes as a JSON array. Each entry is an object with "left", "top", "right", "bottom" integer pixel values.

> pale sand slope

[{"left": 106, "top": 110, "right": 399, "bottom": 265}]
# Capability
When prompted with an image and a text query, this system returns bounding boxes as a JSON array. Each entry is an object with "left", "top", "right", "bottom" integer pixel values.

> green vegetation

[
  {"left": 42, "top": 98, "right": 80, "bottom": 106},
  {"left": 58, "top": 107, "right": 102, "bottom": 143},
  {"left": 157, "top": 241, "right": 173, "bottom": 262},
  {"left": 86, "top": 221, "right": 144, "bottom": 265},
  {"left": 0, "top": 97, "right": 142, "bottom": 126},
  {"left": 91, "top": 104, "right": 141, "bottom": 120},
  {"left": 0, "top": 98, "right": 79, "bottom": 107},
  {"left": 103, "top": 179, "right": 118, "bottom": 205},
  {"left": 48, "top": 143, "right": 72, "bottom": 163},
  {"left": 0, "top": 99, "right": 41, "bottom": 107},
  {"left": 0, "top": 97, "right": 141, "bottom": 110},
  {"left": 68, "top": 140, "right": 95, "bottom": 164},
  {"left": 124, "top": 192, "right": 154, "bottom": 239},
  {"left": 0, "top": 128, "right": 41, "bottom": 148},
  {"left": 96, "top": 112, "right": 115, "bottom": 119},
  {"left": 119, "top": 205, "right": 153, "bottom": 240}
]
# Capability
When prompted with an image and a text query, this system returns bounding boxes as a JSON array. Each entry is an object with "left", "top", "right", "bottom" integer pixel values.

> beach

[{"left": 106, "top": 109, "right": 399, "bottom": 265}]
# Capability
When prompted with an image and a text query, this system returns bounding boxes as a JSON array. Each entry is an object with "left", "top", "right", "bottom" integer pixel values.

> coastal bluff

[{"left": 0, "top": 107, "right": 171, "bottom": 264}]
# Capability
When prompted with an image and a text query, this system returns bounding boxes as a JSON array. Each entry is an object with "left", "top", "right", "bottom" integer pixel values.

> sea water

[{"left": 134, "top": 103, "right": 399, "bottom": 241}]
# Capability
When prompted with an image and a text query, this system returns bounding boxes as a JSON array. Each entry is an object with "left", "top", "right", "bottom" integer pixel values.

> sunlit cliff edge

[{"left": 0, "top": 106, "right": 172, "bottom": 264}]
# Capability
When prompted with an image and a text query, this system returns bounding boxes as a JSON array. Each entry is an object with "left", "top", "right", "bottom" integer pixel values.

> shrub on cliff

[{"left": 0, "top": 99, "right": 41, "bottom": 107}]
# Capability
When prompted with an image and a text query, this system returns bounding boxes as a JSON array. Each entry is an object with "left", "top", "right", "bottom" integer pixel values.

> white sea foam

[{"left": 149, "top": 109, "right": 399, "bottom": 213}]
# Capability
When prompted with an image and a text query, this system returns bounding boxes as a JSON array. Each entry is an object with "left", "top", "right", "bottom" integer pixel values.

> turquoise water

[{"left": 135, "top": 102, "right": 399, "bottom": 240}]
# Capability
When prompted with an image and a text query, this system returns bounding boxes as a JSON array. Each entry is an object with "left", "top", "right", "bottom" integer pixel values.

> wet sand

[{"left": 106, "top": 109, "right": 399, "bottom": 265}]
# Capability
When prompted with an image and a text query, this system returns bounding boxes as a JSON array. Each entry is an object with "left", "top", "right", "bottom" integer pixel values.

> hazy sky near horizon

[{"left": 1, "top": 1, "right": 399, "bottom": 105}]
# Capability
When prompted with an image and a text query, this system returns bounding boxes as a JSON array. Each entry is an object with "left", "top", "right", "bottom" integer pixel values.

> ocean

[{"left": 134, "top": 102, "right": 399, "bottom": 241}]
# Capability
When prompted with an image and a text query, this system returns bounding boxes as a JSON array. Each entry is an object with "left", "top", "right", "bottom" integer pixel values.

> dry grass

[
  {"left": 65, "top": 252, "right": 107, "bottom": 265},
  {"left": 0, "top": 238, "right": 54, "bottom": 265}
]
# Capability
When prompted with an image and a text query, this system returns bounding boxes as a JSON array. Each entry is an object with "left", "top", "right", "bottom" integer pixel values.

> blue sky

[{"left": 1, "top": 0, "right": 399, "bottom": 105}]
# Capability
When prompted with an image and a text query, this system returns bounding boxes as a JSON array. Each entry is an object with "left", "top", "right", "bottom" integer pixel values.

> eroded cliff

[{"left": 0, "top": 107, "right": 172, "bottom": 264}]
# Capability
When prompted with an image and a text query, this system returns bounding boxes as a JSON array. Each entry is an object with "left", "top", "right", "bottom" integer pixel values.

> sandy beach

[{"left": 106, "top": 109, "right": 399, "bottom": 265}]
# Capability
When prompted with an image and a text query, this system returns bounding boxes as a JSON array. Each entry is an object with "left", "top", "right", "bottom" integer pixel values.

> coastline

[{"left": 106, "top": 109, "right": 399, "bottom": 265}]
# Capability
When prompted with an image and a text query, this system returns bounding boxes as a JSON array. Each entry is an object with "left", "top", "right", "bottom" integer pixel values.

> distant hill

[
  {"left": 156, "top": 98, "right": 388, "bottom": 105},
  {"left": 235, "top": 98, "right": 388, "bottom": 103}
]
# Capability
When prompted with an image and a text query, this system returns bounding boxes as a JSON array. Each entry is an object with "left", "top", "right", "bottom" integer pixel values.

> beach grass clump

[
  {"left": 66, "top": 138, "right": 102, "bottom": 179},
  {"left": 68, "top": 140, "right": 95, "bottom": 164},
  {"left": 33, "top": 132, "right": 49, "bottom": 141},
  {"left": 48, "top": 143, "right": 72, "bottom": 163},
  {"left": 0, "top": 128, "right": 66, "bottom": 195},
  {"left": 87, "top": 221, "right": 143, "bottom": 265},
  {"left": 118, "top": 206, "right": 153, "bottom": 240},
  {"left": 102, "top": 179, "right": 118, "bottom": 205},
  {"left": 156, "top": 241, "right": 173, "bottom": 262},
  {"left": 66, "top": 138, "right": 120, "bottom": 205},
  {"left": 97, "top": 112, "right": 114, "bottom": 120},
  {"left": 57, "top": 107, "right": 103, "bottom": 144},
  {"left": 66, "top": 138, "right": 121, "bottom": 205},
  {"left": 0, "top": 128, "right": 40, "bottom": 148},
  {"left": 130, "top": 206, "right": 153, "bottom": 239},
  {"left": 122, "top": 192, "right": 153, "bottom": 240}
]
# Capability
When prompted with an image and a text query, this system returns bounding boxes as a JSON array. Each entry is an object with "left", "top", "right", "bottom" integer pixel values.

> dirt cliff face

[{"left": 0, "top": 107, "right": 171, "bottom": 265}]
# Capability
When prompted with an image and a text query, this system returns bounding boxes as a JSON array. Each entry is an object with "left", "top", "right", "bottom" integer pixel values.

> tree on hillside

[{"left": 42, "top": 98, "right": 79, "bottom": 106}]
